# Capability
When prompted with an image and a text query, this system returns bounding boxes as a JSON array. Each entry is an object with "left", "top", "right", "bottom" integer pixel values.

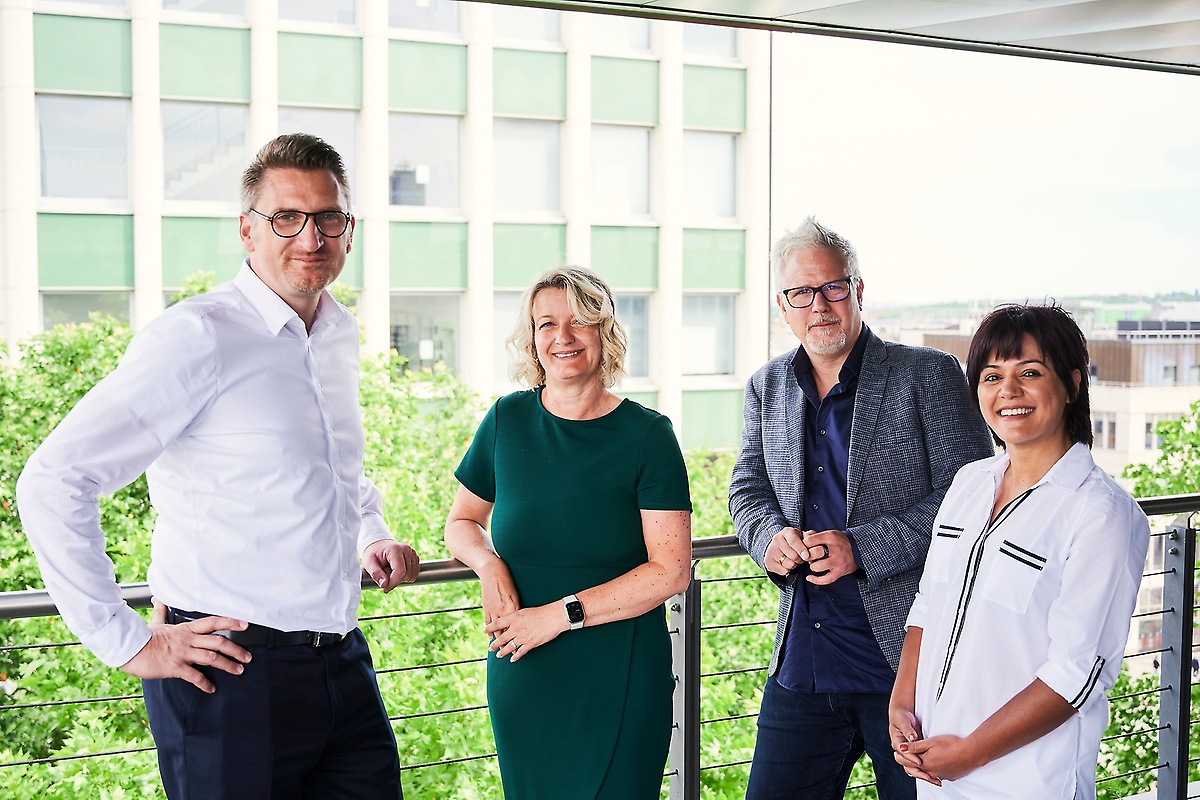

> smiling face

[
  {"left": 532, "top": 287, "right": 604, "bottom": 388},
  {"left": 978, "top": 334, "right": 1079, "bottom": 455},
  {"left": 239, "top": 167, "right": 353, "bottom": 321},
  {"left": 776, "top": 245, "right": 864, "bottom": 361}
]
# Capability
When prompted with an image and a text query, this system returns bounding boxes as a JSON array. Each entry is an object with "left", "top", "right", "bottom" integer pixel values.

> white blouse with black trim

[{"left": 907, "top": 443, "right": 1150, "bottom": 800}]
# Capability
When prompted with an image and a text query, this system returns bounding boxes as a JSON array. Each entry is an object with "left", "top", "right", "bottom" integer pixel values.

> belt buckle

[{"left": 311, "top": 631, "right": 335, "bottom": 647}]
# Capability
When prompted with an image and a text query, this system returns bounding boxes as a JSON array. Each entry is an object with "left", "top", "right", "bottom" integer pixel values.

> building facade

[{"left": 0, "top": 0, "right": 773, "bottom": 448}]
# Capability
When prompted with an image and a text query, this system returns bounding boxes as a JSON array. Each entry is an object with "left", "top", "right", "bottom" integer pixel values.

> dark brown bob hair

[{"left": 965, "top": 303, "right": 1093, "bottom": 448}]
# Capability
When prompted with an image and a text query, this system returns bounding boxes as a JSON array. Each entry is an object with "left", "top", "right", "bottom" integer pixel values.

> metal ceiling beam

[{"left": 466, "top": 0, "right": 1200, "bottom": 77}]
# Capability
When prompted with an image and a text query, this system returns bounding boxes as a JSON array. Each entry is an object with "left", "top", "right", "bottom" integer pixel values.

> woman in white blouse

[{"left": 888, "top": 303, "right": 1150, "bottom": 799}]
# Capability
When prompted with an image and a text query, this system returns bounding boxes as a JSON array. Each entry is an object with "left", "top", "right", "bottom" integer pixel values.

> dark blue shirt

[{"left": 776, "top": 325, "right": 896, "bottom": 694}]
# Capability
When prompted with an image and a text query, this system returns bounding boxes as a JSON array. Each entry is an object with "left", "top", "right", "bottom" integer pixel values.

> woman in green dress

[{"left": 445, "top": 267, "right": 693, "bottom": 799}]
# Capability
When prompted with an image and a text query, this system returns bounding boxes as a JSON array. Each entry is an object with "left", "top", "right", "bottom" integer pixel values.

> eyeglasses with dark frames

[
  {"left": 779, "top": 278, "right": 856, "bottom": 310},
  {"left": 249, "top": 208, "right": 352, "bottom": 239}
]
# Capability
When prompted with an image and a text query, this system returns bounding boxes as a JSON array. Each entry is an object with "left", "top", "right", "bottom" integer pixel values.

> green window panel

[
  {"left": 591, "top": 57, "right": 657, "bottom": 124},
  {"left": 617, "top": 391, "right": 658, "bottom": 410},
  {"left": 34, "top": 15, "right": 131, "bottom": 94},
  {"left": 682, "top": 389, "right": 744, "bottom": 450},
  {"left": 39, "top": 214, "right": 134, "bottom": 287},
  {"left": 494, "top": 224, "right": 565, "bottom": 288},
  {"left": 683, "top": 229, "right": 744, "bottom": 290},
  {"left": 494, "top": 50, "right": 565, "bottom": 119},
  {"left": 279, "top": 34, "right": 362, "bottom": 106},
  {"left": 389, "top": 41, "right": 466, "bottom": 112},
  {"left": 342, "top": 222, "right": 363, "bottom": 288},
  {"left": 683, "top": 65, "right": 745, "bottom": 130},
  {"left": 591, "top": 226, "right": 658, "bottom": 289},
  {"left": 162, "top": 217, "right": 244, "bottom": 286},
  {"left": 390, "top": 222, "right": 468, "bottom": 288},
  {"left": 161, "top": 25, "right": 250, "bottom": 100}
]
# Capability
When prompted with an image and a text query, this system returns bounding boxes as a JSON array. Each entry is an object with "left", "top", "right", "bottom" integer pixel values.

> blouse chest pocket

[
  {"left": 979, "top": 539, "right": 1048, "bottom": 614},
  {"left": 923, "top": 523, "right": 967, "bottom": 584}
]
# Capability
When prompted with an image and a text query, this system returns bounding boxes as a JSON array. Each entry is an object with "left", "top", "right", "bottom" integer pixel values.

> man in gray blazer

[{"left": 731, "top": 217, "right": 993, "bottom": 800}]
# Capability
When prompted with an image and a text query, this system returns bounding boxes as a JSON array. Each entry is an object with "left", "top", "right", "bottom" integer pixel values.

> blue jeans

[{"left": 745, "top": 676, "right": 916, "bottom": 800}]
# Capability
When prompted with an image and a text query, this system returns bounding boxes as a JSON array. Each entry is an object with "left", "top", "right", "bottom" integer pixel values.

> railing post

[
  {"left": 1159, "top": 521, "right": 1196, "bottom": 800},
  {"left": 668, "top": 565, "right": 702, "bottom": 800}
]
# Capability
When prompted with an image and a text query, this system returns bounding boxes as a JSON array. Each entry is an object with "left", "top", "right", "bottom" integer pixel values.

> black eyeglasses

[
  {"left": 779, "top": 278, "right": 856, "bottom": 310},
  {"left": 249, "top": 208, "right": 352, "bottom": 239}
]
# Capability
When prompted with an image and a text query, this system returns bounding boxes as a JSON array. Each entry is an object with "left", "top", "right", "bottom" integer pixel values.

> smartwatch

[{"left": 563, "top": 594, "right": 585, "bottom": 630}]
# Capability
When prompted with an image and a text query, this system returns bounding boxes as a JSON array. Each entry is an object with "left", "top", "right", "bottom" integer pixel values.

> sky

[{"left": 769, "top": 33, "right": 1200, "bottom": 308}]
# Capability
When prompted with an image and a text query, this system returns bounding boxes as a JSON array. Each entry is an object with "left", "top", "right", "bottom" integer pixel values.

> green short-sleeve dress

[{"left": 455, "top": 388, "right": 692, "bottom": 799}]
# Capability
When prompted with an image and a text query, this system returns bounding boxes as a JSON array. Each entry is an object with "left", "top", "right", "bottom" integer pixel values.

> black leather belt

[{"left": 167, "top": 608, "right": 346, "bottom": 648}]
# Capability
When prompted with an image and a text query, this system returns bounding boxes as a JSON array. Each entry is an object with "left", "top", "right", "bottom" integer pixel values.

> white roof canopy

[{"left": 483, "top": 0, "right": 1200, "bottom": 75}]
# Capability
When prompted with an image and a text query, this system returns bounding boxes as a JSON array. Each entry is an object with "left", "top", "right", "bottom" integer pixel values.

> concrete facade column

[
  {"left": 655, "top": 21, "right": 685, "bottom": 434},
  {"left": 246, "top": 0, "right": 278, "bottom": 150},
  {"left": 130, "top": 0, "right": 164, "bottom": 329},
  {"left": 562, "top": 12, "right": 590, "bottom": 267},
  {"left": 358, "top": 0, "right": 390, "bottom": 353},
  {"left": 741, "top": 28, "right": 772, "bottom": 370},
  {"left": 0, "top": 0, "right": 38, "bottom": 353},
  {"left": 462, "top": 3, "right": 495, "bottom": 391}
]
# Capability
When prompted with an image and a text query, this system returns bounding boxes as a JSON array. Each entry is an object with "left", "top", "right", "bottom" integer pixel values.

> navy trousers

[
  {"left": 745, "top": 676, "right": 916, "bottom": 800},
  {"left": 143, "top": 627, "right": 402, "bottom": 800}
]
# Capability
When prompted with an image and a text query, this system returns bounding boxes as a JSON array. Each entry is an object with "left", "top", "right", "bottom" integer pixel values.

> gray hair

[
  {"left": 770, "top": 216, "right": 861, "bottom": 290},
  {"left": 507, "top": 267, "right": 628, "bottom": 389},
  {"left": 240, "top": 133, "right": 351, "bottom": 211}
]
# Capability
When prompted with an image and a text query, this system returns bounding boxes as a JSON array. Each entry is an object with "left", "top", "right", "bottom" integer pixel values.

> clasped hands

[
  {"left": 477, "top": 560, "right": 562, "bottom": 664},
  {"left": 889, "top": 706, "right": 979, "bottom": 786},
  {"left": 765, "top": 527, "right": 855, "bottom": 584}
]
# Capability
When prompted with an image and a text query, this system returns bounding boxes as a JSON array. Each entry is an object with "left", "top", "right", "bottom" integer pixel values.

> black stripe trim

[
  {"left": 936, "top": 531, "right": 961, "bottom": 539},
  {"left": 938, "top": 524, "right": 965, "bottom": 532},
  {"left": 936, "top": 487, "right": 1037, "bottom": 701},
  {"left": 1070, "top": 657, "right": 1106, "bottom": 708},
  {"left": 997, "top": 546, "right": 1045, "bottom": 571},
  {"left": 1000, "top": 539, "right": 1048, "bottom": 564}
]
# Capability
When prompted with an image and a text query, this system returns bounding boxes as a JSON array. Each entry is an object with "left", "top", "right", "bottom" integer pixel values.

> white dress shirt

[
  {"left": 17, "top": 263, "right": 392, "bottom": 668},
  {"left": 907, "top": 443, "right": 1149, "bottom": 799}
]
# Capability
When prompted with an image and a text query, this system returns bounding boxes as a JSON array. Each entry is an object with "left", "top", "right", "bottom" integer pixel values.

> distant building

[{"left": 0, "top": 0, "right": 772, "bottom": 450}]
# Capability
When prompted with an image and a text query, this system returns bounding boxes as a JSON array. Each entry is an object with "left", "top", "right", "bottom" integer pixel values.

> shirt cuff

[
  {"left": 357, "top": 515, "right": 394, "bottom": 557},
  {"left": 82, "top": 604, "right": 153, "bottom": 669}
]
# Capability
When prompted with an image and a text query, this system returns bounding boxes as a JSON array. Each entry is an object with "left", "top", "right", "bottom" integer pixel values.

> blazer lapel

[
  {"left": 786, "top": 361, "right": 806, "bottom": 526},
  {"left": 846, "top": 333, "right": 887, "bottom": 523}
]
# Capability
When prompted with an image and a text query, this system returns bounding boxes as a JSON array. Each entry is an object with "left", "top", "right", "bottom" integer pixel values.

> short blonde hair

[{"left": 507, "top": 267, "right": 628, "bottom": 388}]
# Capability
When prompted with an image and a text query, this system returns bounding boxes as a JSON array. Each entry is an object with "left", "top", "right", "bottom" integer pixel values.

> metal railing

[{"left": 2, "top": 494, "right": 1199, "bottom": 799}]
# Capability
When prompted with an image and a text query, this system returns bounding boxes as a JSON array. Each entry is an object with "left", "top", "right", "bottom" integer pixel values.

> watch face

[{"left": 566, "top": 600, "right": 585, "bottom": 624}]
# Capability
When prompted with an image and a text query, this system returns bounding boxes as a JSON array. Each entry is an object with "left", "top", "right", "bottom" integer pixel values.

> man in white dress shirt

[{"left": 16, "top": 133, "right": 418, "bottom": 799}]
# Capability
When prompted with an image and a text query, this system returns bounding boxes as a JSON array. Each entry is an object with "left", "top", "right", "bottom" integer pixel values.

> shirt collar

[
  {"left": 234, "top": 260, "right": 345, "bottom": 337},
  {"left": 984, "top": 441, "right": 1094, "bottom": 492},
  {"left": 792, "top": 322, "right": 870, "bottom": 389}
]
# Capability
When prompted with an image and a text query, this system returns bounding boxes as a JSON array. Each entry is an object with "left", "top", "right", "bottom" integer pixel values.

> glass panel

[
  {"left": 390, "top": 293, "right": 460, "bottom": 373},
  {"left": 494, "top": 119, "right": 560, "bottom": 212},
  {"left": 682, "top": 131, "right": 736, "bottom": 219},
  {"left": 591, "top": 125, "right": 650, "bottom": 217},
  {"left": 682, "top": 294, "right": 735, "bottom": 375},
  {"left": 37, "top": 96, "right": 129, "bottom": 199},
  {"left": 163, "top": 102, "right": 247, "bottom": 201},
  {"left": 388, "top": 0, "right": 458, "bottom": 33},
  {"left": 591, "top": 15, "right": 650, "bottom": 52},
  {"left": 42, "top": 0, "right": 127, "bottom": 7},
  {"left": 42, "top": 292, "right": 132, "bottom": 328},
  {"left": 389, "top": 113, "right": 461, "bottom": 208},
  {"left": 493, "top": 6, "right": 560, "bottom": 43},
  {"left": 616, "top": 294, "right": 649, "bottom": 378},
  {"left": 279, "top": 107, "right": 358, "bottom": 199},
  {"left": 494, "top": 291, "right": 522, "bottom": 384},
  {"left": 163, "top": 0, "right": 244, "bottom": 13},
  {"left": 682, "top": 22, "right": 736, "bottom": 58},
  {"left": 278, "top": 0, "right": 354, "bottom": 24}
]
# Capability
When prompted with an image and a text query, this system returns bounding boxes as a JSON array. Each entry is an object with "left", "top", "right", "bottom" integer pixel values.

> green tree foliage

[{"left": 1124, "top": 399, "right": 1200, "bottom": 497}]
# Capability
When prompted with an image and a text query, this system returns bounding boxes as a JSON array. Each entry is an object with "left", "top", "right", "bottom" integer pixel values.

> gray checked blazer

[{"left": 729, "top": 328, "right": 994, "bottom": 674}]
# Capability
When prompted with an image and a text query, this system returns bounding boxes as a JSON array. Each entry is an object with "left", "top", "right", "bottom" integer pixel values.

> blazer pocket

[{"left": 980, "top": 539, "right": 1047, "bottom": 613}]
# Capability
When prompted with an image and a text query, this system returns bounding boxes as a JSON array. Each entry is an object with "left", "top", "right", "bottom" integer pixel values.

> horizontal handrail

[
  {"left": 0, "top": 535, "right": 750, "bottom": 620},
  {"left": 4, "top": 491, "right": 1197, "bottom": 621}
]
